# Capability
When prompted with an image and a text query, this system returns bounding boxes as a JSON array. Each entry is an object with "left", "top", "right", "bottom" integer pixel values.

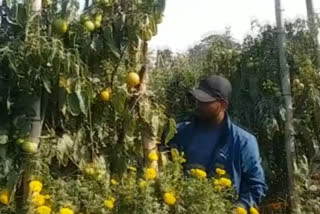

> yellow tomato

[
  {"left": 100, "top": 88, "right": 112, "bottom": 102},
  {"left": 127, "top": 72, "right": 140, "bottom": 87},
  {"left": 0, "top": 189, "right": 10, "bottom": 205}
]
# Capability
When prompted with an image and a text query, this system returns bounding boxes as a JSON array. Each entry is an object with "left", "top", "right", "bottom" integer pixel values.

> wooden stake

[{"left": 275, "top": 0, "right": 297, "bottom": 211}]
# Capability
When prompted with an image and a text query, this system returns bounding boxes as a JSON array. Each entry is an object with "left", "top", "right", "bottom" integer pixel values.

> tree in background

[{"left": 151, "top": 19, "right": 320, "bottom": 213}]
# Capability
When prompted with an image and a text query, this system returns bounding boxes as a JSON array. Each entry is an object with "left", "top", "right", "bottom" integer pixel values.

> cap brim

[{"left": 191, "top": 89, "right": 217, "bottom": 102}]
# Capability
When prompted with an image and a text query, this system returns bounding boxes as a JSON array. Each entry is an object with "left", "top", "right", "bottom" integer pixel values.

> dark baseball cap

[{"left": 191, "top": 75, "right": 232, "bottom": 102}]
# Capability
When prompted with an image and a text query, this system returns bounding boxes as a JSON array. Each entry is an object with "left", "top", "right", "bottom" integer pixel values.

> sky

[
  {"left": 18, "top": 0, "right": 319, "bottom": 52},
  {"left": 149, "top": 0, "right": 320, "bottom": 52}
]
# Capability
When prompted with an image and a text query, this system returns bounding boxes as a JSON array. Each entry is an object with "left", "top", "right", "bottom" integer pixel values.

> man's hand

[{"left": 232, "top": 208, "right": 238, "bottom": 214}]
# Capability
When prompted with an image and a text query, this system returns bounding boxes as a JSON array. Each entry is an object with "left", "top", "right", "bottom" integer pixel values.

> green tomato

[
  {"left": 96, "top": 169, "right": 106, "bottom": 176},
  {"left": 96, "top": 174, "right": 104, "bottom": 181},
  {"left": 21, "top": 141, "right": 38, "bottom": 153},
  {"left": 293, "top": 79, "right": 300, "bottom": 86},
  {"left": 101, "top": 0, "right": 110, "bottom": 5},
  {"left": 43, "top": 0, "right": 52, "bottom": 7},
  {"left": 84, "top": 167, "right": 95, "bottom": 176},
  {"left": 83, "top": 21, "right": 95, "bottom": 32},
  {"left": 298, "top": 83, "right": 305, "bottom": 90},
  {"left": 16, "top": 138, "right": 25, "bottom": 145},
  {"left": 275, "top": 91, "right": 282, "bottom": 98},
  {"left": 246, "top": 62, "right": 254, "bottom": 68},
  {"left": 94, "top": 14, "right": 103, "bottom": 22},
  {"left": 94, "top": 20, "right": 101, "bottom": 29},
  {"left": 81, "top": 14, "right": 91, "bottom": 23},
  {"left": 54, "top": 19, "right": 68, "bottom": 34}
]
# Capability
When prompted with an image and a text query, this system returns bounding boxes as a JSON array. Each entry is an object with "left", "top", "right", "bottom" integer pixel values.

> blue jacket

[{"left": 164, "top": 115, "right": 267, "bottom": 210}]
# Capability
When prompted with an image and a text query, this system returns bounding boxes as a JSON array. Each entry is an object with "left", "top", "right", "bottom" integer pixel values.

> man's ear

[{"left": 221, "top": 100, "right": 229, "bottom": 111}]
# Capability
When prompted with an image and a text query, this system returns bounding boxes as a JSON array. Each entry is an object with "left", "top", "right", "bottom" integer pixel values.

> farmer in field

[{"left": 163, "top": 75, "right": 267, "bottom": 211}]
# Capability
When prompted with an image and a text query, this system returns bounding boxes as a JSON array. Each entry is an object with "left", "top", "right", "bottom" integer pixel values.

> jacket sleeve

[{"left": 237, "top": 136, "right": 267, "bottom": 209}]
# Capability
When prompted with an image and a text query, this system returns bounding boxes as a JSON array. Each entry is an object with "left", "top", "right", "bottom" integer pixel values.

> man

[{"left": 163, "top": 75, "right": 267, "bottom": 212}]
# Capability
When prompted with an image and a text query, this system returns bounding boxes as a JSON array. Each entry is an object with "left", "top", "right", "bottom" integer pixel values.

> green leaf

[
  {"left": 0, "top": 129, "right": 8, "bottom": 145},
  {"left": 110, "top": 152, "right": 127, "bottom": 175},
  {"left": 58, "top": 89, "right": 67, "bottom": 115},
  {"left": 103, "top": 25, "right": 121, "bottom": 59},
  {"left": 150, "top": 114, "right": 160, "bottom": 138},
  {"left": 149, "top": 16, "right": 157, "bottom": 36},
  {"left": 123, "top": 111, "right": 136, "bottom": 137},
  {"left": 42, "top": 76, "right": 52, "bottom": 94},
  {"left": 72, "top": 129, "right": 89, "bottom": 162},
  {"left": 313, "top": 96, "right": 320, "bottom": 139},
  {"left": 139, "top": 100, "right": 152, "bottom": 123},
  {"left": 67, "top": 93, "right": 81, "bottom": 116},
  {"left": 157, "top": 0, "right": 166, "bottom": 13},
  {"left": 112, "top": 86, "right": 127, "bottom": 113},
  {"left": 13, "top": 115, "right": 31, "bottom": 134},
  {"left": 279, "top": 107, "right": 286, "bottom": 121},
  {"left": 264, "top": 118, "right": 279, "bottom": 140},
  {"left": 0, "top": 134, "right": 8, "bottom": 145},
  {"left": 106, "top": 41, "right": 121, "bottom": 59},
  {"left": 7, "top": 171, "right": 20, "bottom": 189},
  {"left": 64, "top": 0, "right": 80, "bottom": 22},
  {"left": 165, "top": 118, "right": 177, "bottom": 145},
  {"left": 0, "top": 146, "right": 6, "bottom": 159},
  {"left": 15, "top": 3, "right": 27, "bottom": 27},
  {"left": 1, "top": 158, "right": 13, "bottom": 179},
  {"left": 76, "top": 89, "right": 89, "bottom": 115}
]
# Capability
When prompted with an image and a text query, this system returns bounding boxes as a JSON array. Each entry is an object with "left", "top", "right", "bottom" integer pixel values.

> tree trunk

[
  {"left": 22, "top": 1, "right": 44, "bottom": 213},
  {"left": 139, "top": 42, "right": 159, "bottom": 172},
  {"left": 306, "top": 0, "right": 320, "bottom": 71},
  {"left": 275, "top": 0, "right": 297, "bottom": 212}
]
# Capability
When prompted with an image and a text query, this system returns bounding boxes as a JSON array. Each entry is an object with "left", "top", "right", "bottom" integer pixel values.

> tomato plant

[{"left": 0, "top": 1, "right": 235, "bottom": 214}]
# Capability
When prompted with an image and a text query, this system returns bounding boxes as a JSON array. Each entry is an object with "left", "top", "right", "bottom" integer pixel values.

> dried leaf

[
  {"left": 76, "top": 89, "right": 89, "bottom": 115},
  {"left": 56, "top": 134, "right": 74, "bottom": 166}
]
